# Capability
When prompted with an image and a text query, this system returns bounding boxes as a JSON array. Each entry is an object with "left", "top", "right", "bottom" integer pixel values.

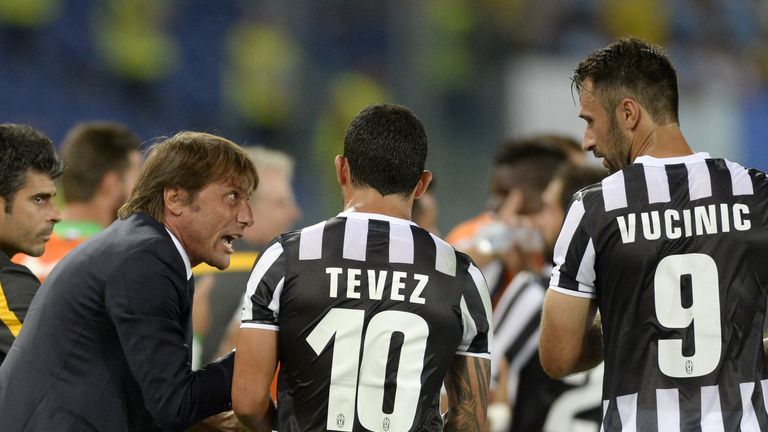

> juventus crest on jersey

[
  {"left": 241, "top": 211, "right": 492, "bottom": 432},
  {"left": 550, "top": 153, "right": 768, "bottom": 431}
]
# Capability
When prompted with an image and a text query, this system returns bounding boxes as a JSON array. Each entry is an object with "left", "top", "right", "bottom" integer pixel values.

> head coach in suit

[{"left": 0, "top": 131, "right": 258, "bottom": 431}]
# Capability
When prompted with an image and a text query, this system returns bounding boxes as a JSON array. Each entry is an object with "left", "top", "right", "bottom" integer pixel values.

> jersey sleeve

[
  {"left": 549, "top": 197, "right": 597, "bottom": 298},
  {"left": 240, "top": 240, "right": 285, "bottom": 331},
  {"left": 455, "top": 262, "right": 493, "bottom": 358}
]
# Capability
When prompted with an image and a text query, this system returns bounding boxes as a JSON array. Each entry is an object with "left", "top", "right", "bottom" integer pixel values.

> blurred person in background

[
  {"left": 0, "top": 124, "right": 62, "bottom": 365},
  {"left": 233, "top": 103, "right": 492, "bottom": 431},
  {"left": 193, "top": 146, "right": 302, "bottom": 367},
  {"left": 489, "top": 162, "right": 607, "bottom": 432},
  {"left": 446, "top": 135, "right": 575, "bottom": 307},
  {"left": 15, "top": 121, "right": 142, "bottom": 281},
  {"left": 0, "top": 132, "right": 257, "bottom": 431},
  {"left": 540, "top": 37, "right": 768, "bottom": 430}
]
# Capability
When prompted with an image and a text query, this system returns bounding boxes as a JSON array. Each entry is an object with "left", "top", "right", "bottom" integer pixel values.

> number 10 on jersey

[{"left": 307, "top": 308, "right": 428, "bottom": 432}]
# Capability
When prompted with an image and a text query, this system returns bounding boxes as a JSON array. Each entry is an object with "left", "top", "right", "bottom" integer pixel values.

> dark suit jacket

[{"left": 0, "top": 213, "right": 234, "bottom": 431}]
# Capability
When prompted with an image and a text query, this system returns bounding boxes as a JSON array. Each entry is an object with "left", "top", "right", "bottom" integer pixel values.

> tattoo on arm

[{"left": 444, "top": 356, "right": 490, "bottom": 432}]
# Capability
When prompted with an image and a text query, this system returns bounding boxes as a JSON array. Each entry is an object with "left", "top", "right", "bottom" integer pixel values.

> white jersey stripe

[
  {"left": 643, "top": 164, "right": 671, "bottom": 204},
  {"left": 431, "top": 233, "right": 456, "bottom": 276},
  {"left": 457, "top": 296, "right": 477, "bottom": 352},
  {"left": 700, "top": 385, "right": 725, "bottom": 432},
  {"left": 242, "top": 242, "right": 284, "bottom": 321},
  {"left": 550, "top": 199, "right": 586, "bottom": 292},
  {"left": 656, "top": 388, "right": 680, "bottom": 432},
  {"left": 553, "top": 199, "right": 585, "bottom": 266},
  {"left": 266, "top": 277, "right": 286, "bottom": 316},
  {"left": 576, "top": 239, "right": 596, "bottom": 294},
  {"left": 299, "top": 220, "right": 325, "bottom": 260},
  {"left": 739, "top": 382, "right": 759, "bottom": 431},
  {"left": 687, "top": 161, "right": 712, "bottom": 201},
  {"left": 761, "top": 379, "right": 768, "bottom": 416},
  {"left": 602, "top": 171, "right": 627, "bottom": 211},
  {"left": 467, "top": 263, "right": 493, "bottom": 353},
  {"left": 726, "top": 159, "right": 754, "bottom": 196},
  {"left": 616, "top": 392, "right": 638, "bottom": 432},
  {"left": 389, "top": 222, "right": 414, "bottom": 264},
  {"left": 343, "top": 217, "right": 368, "bottom": 261},
  {"left": 600, "top": 400, "right": 609, "bottom": 432},
  {"left": 240, "top": 323, "right": 279, "bottom": 331}
]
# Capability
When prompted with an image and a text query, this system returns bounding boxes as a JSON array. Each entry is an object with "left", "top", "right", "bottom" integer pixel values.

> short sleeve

[
  {"left": 455, "top": 263, "right": 493, "bottom": 358},
  {"left": 241, "top": 241, "right": 285, "bottom": 331},
  {"left": 549, "top": 198, "right": 597, "bottom": 298}
]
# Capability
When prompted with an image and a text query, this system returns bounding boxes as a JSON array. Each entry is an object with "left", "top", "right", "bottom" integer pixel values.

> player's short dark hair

[
  {"left": 573, "top": 37, "right": 679, "bottom": 125},
  {"left": 343, "top": 104, "right": 427, "bottom": 197},
  {"left": 492, "top": 135, "right": 572, "bottom": 194},
  {"left": 60, "top": 121, "right": 142, "bottom": 203},
  {"left": 118, "top": 131, "right": 258, "bottom": 222},
  {"left": 0, "top": 124, "right": 63, "bottom": 213}
]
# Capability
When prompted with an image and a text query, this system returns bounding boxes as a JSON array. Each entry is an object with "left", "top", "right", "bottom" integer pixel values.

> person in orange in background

[
  {"left": 15, "top": 122, "right": 142, "bottom": 281},
  {"left": 445, "top": 135, "right": 576, "bottom": 306}
]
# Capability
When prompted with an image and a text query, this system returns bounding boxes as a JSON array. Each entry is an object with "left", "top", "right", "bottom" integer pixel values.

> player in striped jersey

[
  {"left": 540, "top": 37, "right": 768, "bottom": 431},
  {"left": 232, "top": 104, "right": 493, "bottom": 431},
  {"left": 491, "top": 163, "right": 607, "bottom": 432}
]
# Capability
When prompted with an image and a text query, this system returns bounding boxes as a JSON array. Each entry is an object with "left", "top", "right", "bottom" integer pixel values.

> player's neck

[
  {"left": 341, "top": 188, "right": 412, "bottom": 221},
  {"left": 62, "top": 202, "right": 114, "bottom": 229},
  {"left": 630, "top": 122, "right": 694, "bottom": 161}
]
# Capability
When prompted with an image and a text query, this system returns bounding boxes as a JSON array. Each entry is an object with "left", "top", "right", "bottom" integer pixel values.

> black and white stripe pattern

[
  {"left": 601, "top": 380, "right": 768, "bottom": 431},
  {"left": 241, "top": 211, "right": 491, "bottom": 357},
  {"left": 549, "top": 153, "right": 768, "bottom": 431}
]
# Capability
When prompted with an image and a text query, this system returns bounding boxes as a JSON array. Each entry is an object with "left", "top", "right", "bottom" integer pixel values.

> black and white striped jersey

[
  {"left": 494, "top": 270, "right": 602, "bottom": 431},
  {"left": 241, "top": 211, "right": 493, "bottom": 432},
  {"left": 550, "top": 152, "right": 768, "bottom": 431}
]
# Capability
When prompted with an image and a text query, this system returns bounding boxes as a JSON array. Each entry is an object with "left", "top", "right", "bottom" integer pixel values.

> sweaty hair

[
  {"left": 0, "top": 124, "right": 63, "bottom": 213},
  {"left": 118, "top": 131, "right": 258, "bottom": 222},
  {"left": 343, "top": 104, "right": 427, "bottom": 197},
  {"left": 572, "top": 37, "right": 679, "bottom": 125},
  {"left": 60, "top": 121, "right": 142, "bottom": 203}
]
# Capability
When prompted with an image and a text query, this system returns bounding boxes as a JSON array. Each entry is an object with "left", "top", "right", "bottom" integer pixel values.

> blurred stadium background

[{"left": 1, "top": 0, "right": 767, "bottom": 233}]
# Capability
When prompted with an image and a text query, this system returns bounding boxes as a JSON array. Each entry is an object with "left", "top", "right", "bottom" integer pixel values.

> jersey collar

[
  {"left": 337, "top": 210, "right": 416, "bottom": 226},
  {"left": 634, "top": 152, "right": 711, "bottom": 166}
]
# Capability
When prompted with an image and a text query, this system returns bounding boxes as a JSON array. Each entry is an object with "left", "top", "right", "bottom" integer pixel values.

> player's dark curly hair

[
  {"left": 572, "top": 37, "right": 679, "bottom": 125},
  {"left": 343, "top": 104, "right": 427, "bottom": 197},
  {"left": 0, "top": 124, "right": 63, "bottom": 213}
]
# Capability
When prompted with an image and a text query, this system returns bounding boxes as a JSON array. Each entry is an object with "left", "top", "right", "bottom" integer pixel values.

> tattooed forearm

[{"left": 444, "top": 356, "right": 491, "bottom": 432}]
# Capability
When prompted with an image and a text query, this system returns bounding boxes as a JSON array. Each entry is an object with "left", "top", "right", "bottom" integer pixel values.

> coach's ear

[
  {"left": 164, "top": 186, "right": 189, "bottom": 216},
  {"left": 335, "top": 155, "right": 351, "bottom": 187},
  {"left": 412, "top": 170, "right": 433, "bottom": 200}
]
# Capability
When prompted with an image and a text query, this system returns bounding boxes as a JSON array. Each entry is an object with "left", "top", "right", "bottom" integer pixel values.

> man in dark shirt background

[{"left": 0, "top": 123, "right": 62, "bottom": 365}]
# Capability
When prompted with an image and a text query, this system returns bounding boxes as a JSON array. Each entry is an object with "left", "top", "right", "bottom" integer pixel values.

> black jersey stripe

[{"left": 623, "top": 163, "right": 650, "bottom": 209}]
